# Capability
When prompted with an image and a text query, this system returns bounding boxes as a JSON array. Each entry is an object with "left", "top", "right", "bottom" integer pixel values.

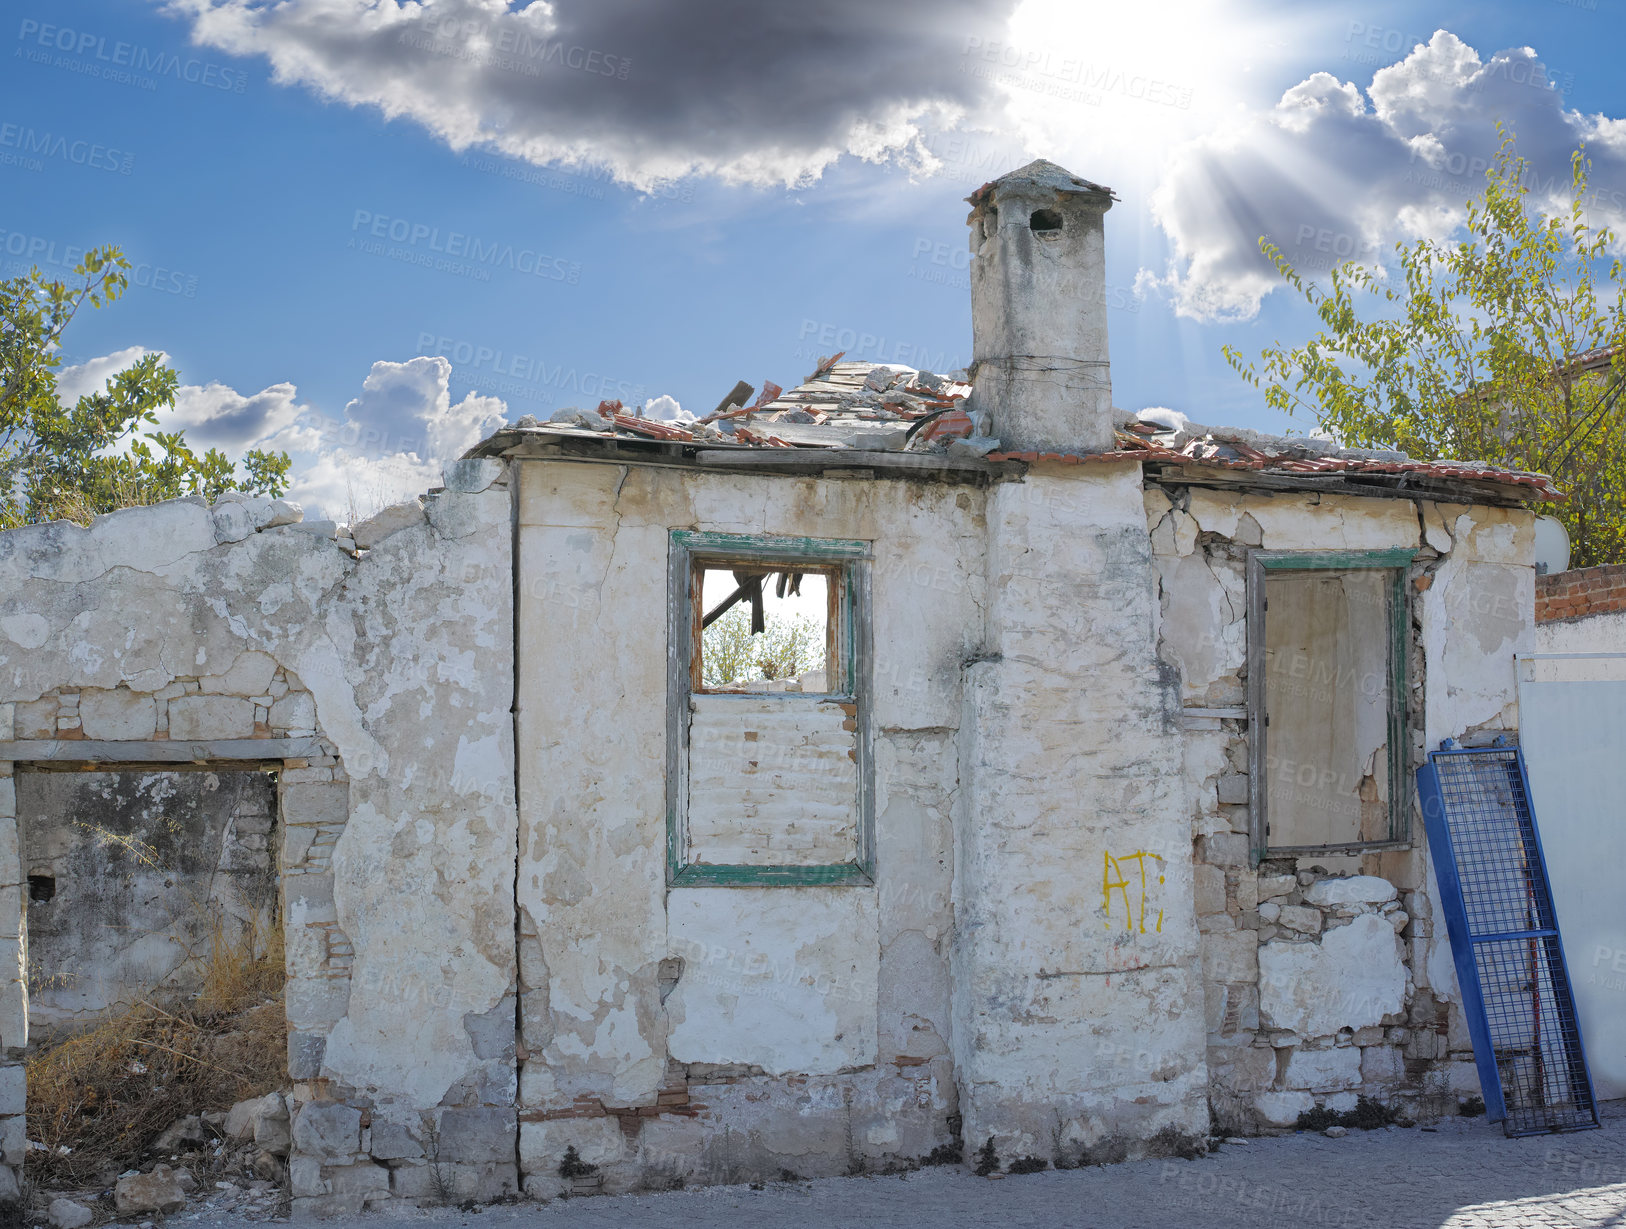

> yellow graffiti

[{"left": 1103, "top": 850, "right": 1165, "bottom": 934}]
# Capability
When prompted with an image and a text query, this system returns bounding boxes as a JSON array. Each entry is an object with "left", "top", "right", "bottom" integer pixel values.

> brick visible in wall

[{"left": 1536, "top": 564, "right": 1626, "bottom": 623}]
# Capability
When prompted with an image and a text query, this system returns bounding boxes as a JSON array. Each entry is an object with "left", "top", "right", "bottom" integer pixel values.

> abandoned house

[{"left": 0, "top": 160, "right": 1563, "bottom": 1213}]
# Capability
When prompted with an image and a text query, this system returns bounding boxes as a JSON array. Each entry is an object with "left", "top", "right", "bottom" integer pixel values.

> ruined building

[{"left": 0, "top": 161, "right": 1557, "bottom": 1212}]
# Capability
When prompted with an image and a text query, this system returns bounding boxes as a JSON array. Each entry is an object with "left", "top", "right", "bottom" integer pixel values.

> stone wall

[
  {"left": 0, "top": 462, "right": 517, "bottom": 1213},
  {"left": 0, "top": 442, "right": 1541, "bottom": 1206},
  {"left": 20, "top": 768, "right": 279, "bottom": 1034},
  {"left": 1147, "top": 484, "right": 1536, "bottom": 1131}
]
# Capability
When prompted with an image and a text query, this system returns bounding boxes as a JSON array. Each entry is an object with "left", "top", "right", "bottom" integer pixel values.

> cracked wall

[
  {"left": 514, "top": 460, "right": 977, "bottom": 1193},
  {"left": 0, "top": 437, "right": 1540, "bottom": 1202},
  {"left": 0, "top": 461, "right": 518, "bottom": 1214},
  {"left": 1145, "top": 483, "right": 1536, "bottom": 1132},
  {"left": 954, "top": 462, "right": 1208, "bottom": 1165}
]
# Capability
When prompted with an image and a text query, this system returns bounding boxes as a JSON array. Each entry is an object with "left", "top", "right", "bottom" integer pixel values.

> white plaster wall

[
  {"left": 0, "top": 477, "right": 517, "bottom": 1129},
  {"left": 1536, "top": 609, "right": 1626, "bottom": 654},
  {"left": 1418, "top": 506, "right": 1536, "bottom": 1009},
  {"left": 665, "top": 888, "right": 878, "bottom": 1072},
  {"left": 514, "top": 461, "right": 980, "bottom": 1180},
  {"left": 955, "top": 462, "right": 1208, "bottom": 1158}
]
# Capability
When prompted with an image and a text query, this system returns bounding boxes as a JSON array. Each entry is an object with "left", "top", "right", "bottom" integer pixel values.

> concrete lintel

[{"left": 0, "top": 737, "right": 323, "bottom": 766}]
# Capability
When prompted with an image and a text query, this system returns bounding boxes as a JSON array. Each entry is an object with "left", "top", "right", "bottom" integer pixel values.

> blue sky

[{"left": 3, "top": 0, "right": 1623, "bottom": 514}]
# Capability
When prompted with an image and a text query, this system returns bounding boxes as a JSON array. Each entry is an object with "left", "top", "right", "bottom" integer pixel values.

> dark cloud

[{"left": 164, "top": 0, "right": 1017, "bottom": 186}]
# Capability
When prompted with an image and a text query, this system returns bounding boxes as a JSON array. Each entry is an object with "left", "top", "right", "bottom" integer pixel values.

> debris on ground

[{"left": 22, "top": 923, "right": 291, "bottom": 1222}]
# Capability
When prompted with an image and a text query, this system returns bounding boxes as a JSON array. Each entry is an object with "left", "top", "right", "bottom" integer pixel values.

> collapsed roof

[{"left": 469, "top": 358, "right": 1561, "bottom": 506}]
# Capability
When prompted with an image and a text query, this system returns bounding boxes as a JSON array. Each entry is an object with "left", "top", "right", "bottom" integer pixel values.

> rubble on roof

[
  {"left": 481, "top": 361, "right": 1559, "bottom": 502},
  {"left": 985, "top": 408, "right": 1562, "bottom": 501},
  {"left": 505, "top": 359, "right": 977, "bottom": 455}
]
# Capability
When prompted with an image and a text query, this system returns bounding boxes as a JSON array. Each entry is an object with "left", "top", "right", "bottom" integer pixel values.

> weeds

[
  {"left": 557, "top": 1147, "right": 597, "bottom": 1180},
  {"left": 1294, "top": 1096, "right": 1400, "bottom": 1135},
  {"left": 24, "top": 915, "right": 286, "bottom": 1188},
  {"left": 422, "top": 1118, "right": 456, "bottom": 1206},
  {"left": 972, "top": 1139, "right": 999, "bottom": 1177}
]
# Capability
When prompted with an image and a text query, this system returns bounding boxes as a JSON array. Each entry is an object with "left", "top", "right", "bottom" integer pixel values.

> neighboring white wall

[
  {"left": 1517, "top": 653, "right": 1626, "bottom": 1101},
  {"left": 1537, "top": 609, "right": 1626, "bottom": 654}
]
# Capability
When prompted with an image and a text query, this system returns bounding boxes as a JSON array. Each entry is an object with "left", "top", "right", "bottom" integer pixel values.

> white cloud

[
  {"left": 164, "top": 380, "right": 310, "bottom": 451},
  {"left": 643, "top": 394, "right": 688, "bottom": 422},
  {"left": 61, "top": 348, "right": 512, "bottom": 521},
  {"left": 1145, "top": 31, "right": 1626, "bottom": 321},
  {"left": 338, "top": 355, "right": 508, "bottom": 461},
  {"left": 57, "top": 347, "right": 152, "bottom": 403}
]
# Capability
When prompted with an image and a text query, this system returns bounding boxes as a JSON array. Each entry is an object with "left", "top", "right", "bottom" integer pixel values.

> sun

[{"left": 988, "top": 0, "right": 1305, "bottom": 191}]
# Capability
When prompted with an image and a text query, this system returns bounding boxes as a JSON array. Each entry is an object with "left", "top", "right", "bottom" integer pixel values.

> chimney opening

[
  {"left": 1029, "top": 208, "right": 1063, "bottom": 235},
  {"left": 28, "top": 874, "right": 55, "bottom": 903}
]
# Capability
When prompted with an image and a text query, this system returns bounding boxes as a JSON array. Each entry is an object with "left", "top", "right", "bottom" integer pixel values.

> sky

[{"left": 4, "top": 0, "right": 1624, "bottom": 517}]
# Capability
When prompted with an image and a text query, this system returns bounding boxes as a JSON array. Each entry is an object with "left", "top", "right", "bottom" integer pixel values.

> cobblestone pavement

[{"left": 175, "top": 1101, "right": 1626, "bottom": 1229}]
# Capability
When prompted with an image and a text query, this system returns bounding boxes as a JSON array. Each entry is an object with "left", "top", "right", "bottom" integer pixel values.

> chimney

[{"left": 966, "top": 160, "right": 1117, "bottom": 454}]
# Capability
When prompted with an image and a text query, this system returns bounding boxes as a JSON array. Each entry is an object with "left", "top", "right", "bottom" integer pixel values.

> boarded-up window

[
  {"left": 1248, "top": 551, "right": 1412, "bottom": 856},
  {"left": 667, "top": 531, "right": 873, "bottom": 886}
]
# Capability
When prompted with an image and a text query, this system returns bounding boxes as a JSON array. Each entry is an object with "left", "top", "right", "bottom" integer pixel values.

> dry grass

[
  {"left": 24, "top": 916, "right": 286, "bottom": 1189},
  {"left": 26, "top": 473, "right": 164, "bottom": 530}
]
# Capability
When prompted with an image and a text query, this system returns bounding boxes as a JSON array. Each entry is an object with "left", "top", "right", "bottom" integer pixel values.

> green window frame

[
  {"left": 1246, "top": 548, "right": 1414, "bottom": 862},
  {"left": 665, "top": 530, "right": 874, "bottom": 886}
]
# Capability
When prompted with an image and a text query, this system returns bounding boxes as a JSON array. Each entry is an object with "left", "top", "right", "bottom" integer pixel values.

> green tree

[
  {"left": 701, "top": 605, "right": 825, "bottom": 688},
  {"left": 0, "top": 245, "right": 290, "bottom": 530},
  {"left": 1224, "top": 130, "right": 1626, "bottom": 566}
]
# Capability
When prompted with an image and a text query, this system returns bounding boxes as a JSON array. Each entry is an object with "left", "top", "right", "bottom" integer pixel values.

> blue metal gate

[{"left": 1416, "top": 740, "right": 1599, "bottom": 1136}]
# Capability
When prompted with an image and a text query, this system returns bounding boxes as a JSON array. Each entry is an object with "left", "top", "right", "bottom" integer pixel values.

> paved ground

[{"left": 173, "top": 1102, "right": 1626, "bottom": 1229}]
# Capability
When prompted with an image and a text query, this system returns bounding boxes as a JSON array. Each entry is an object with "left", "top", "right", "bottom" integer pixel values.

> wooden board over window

[{"left": 1247, "top": 549, "right": 1414, "bottom": 860}]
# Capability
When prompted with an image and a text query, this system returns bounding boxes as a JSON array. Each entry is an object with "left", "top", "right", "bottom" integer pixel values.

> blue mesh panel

[{"left": 1419, "top": 745, "right": 1598, "bottom": 1137}]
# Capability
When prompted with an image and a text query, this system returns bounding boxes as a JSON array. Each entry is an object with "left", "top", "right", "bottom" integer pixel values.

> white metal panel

[{"left": 1517, "top": 653, "right": 1626, "bottom": 1099}]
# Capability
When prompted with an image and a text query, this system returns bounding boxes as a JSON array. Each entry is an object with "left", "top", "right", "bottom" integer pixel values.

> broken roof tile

[{"left": 473, "top": 360, "right": 1561, "bottom": 502}]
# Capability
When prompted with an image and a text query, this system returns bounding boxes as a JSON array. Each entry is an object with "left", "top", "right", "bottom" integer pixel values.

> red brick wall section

[{"left": 1535, "top": 564, "right": 1626, "bottom": 623}]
